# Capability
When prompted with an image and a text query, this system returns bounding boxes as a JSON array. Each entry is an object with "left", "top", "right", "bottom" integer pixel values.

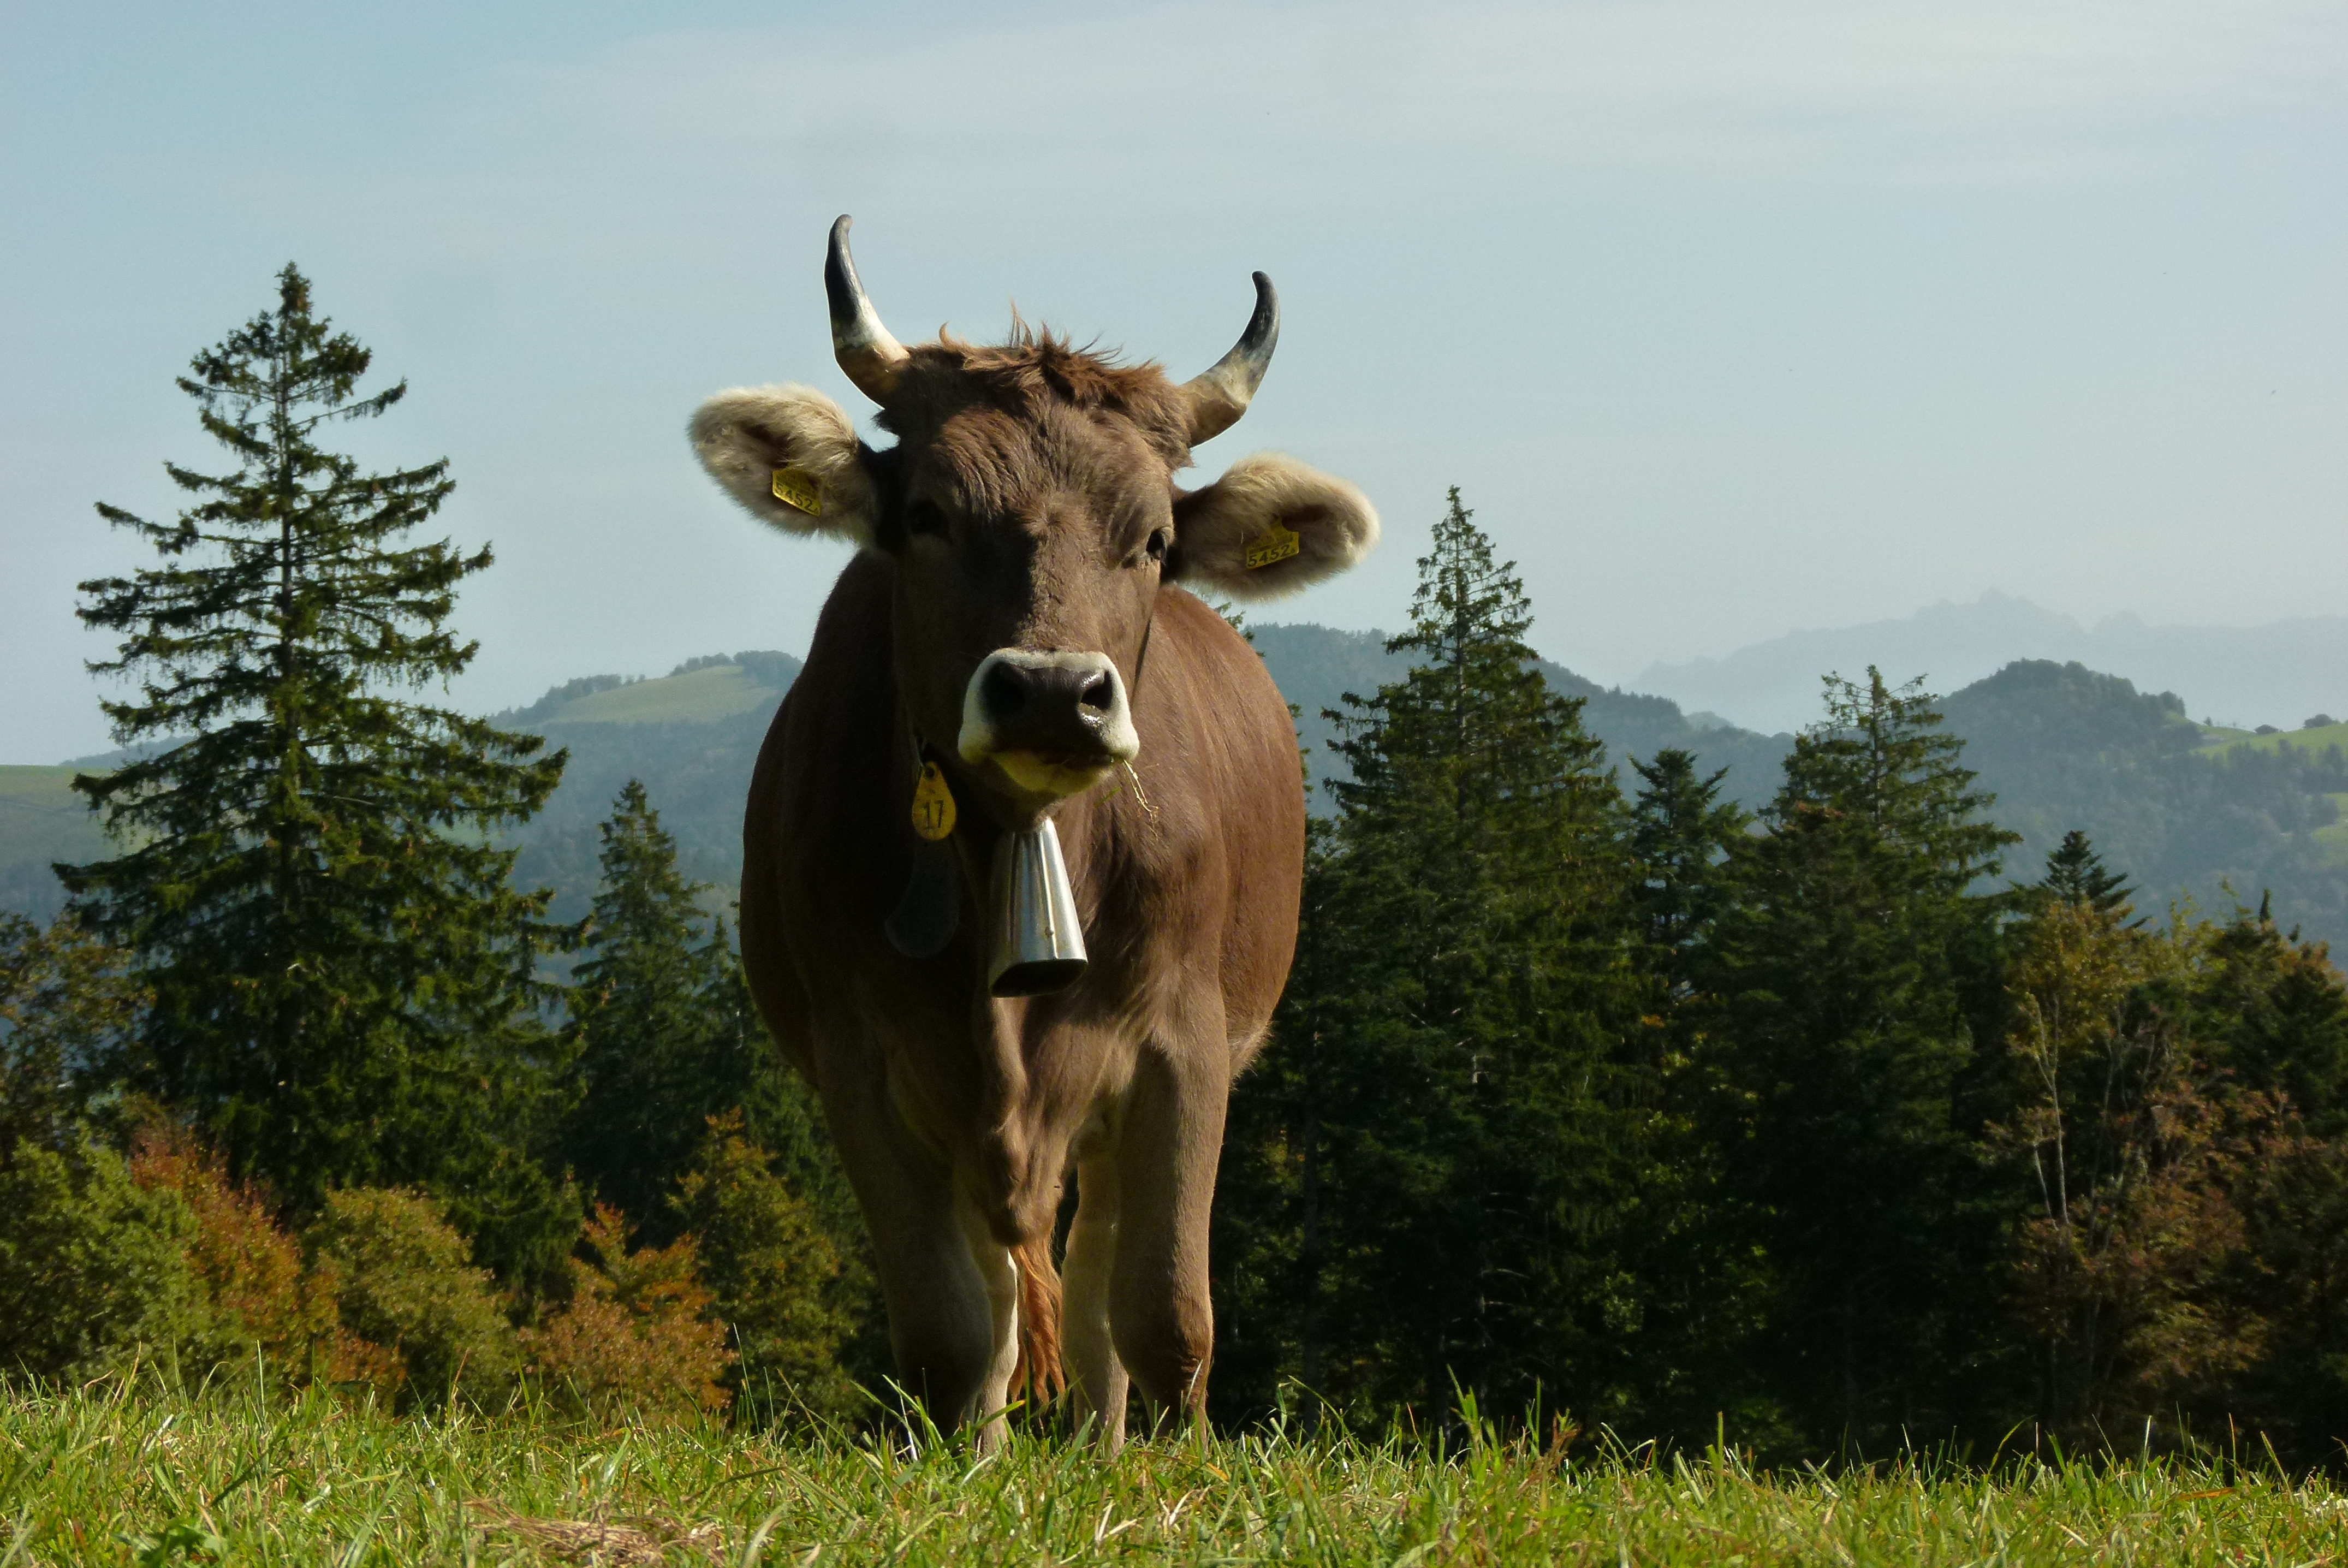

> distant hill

[
  {"left": 1942, "top": 660, "right": 2347, "bottom": 942},
  {"left": 491, "top": 652, "right": 803, "bottom": 921},
  {"left": 1636, "top": 591, "right": 2348, "bottom": 737},
  {"left": 1247, "top": 622, "right": 1791, "bottom": 810}
]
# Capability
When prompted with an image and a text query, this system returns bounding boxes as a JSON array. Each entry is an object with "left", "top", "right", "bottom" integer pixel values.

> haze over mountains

[{"left": 1634, "top": 592, "right": 2348, "bottom": 738}]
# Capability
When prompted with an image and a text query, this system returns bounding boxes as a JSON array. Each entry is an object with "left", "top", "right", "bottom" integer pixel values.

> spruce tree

[
  {"left": 1230, "top": 488, "right": 1655, "bottom": 1426},
  {"left": 566, "top": 780, "right": 762, "bottom": 1236},
  {"left": 1709, "top": 669, "right": 2018, "bottom": 1449},
  {"left": 1628, "top": 749, "right": 1747, "bottom": 992},
  {"left": 63, "top": 265, "right": 574, "bottom": 1288},
  {"left": 2041, "top": 829, "right": 2134, "bottom": 917}
]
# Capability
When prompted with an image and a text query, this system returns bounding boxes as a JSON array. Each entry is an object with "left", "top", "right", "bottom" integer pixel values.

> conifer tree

[
  {"left": 1229, "top": 488, "right": 1654, "bottom": 1426},
  {"left": 63, "top": 265, "right": 574, "bottom": 1288},
  {"left": 565, "top": 780, "right": 763, "bottom": 1236},
  {"left": 671, "top": 1110, "right": 862, "bottom": 1426},
  {"left": 1709, "top": 669, "right": 2018, "bottom": 1448},
  {"left": 2040, "top": 829, "right": 2135, "bottom": 917},
  {"left": 1628, "top": 749, "right": 1747, "bottom": 992}
]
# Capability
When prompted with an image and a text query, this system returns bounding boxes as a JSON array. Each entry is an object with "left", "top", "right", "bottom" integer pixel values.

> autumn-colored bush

[
  {"left": 0, "top": 1135, "right": 200, "bottom": 1380},
  {"left": 525, "top": 1203, "right": 732, "bottom": 1422},
  {"left": 304, "top": 1187, "right": 519, "bottom": 1408},
  {"left": 671, "top": 1111, "right": 860, "bottom": 1424},
  {"left": 128, "top": 1126, "right": 389, "bottom": 1384}
]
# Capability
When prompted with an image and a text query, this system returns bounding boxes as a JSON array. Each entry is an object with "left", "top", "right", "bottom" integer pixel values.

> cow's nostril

[
  {"left": 983, "top": 662, "right": 1027, "bottom": 718},
  {"left": 1079, "top": 674, "right": 1114, "bottom": 713}
]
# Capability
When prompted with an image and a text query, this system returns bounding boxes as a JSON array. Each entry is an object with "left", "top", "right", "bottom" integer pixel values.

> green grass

[
  {"left": 2200, "top": 720, "right": 2348, "bottom": 759},
  {"left": 5, "top": 1381, "right": 2344, "bottom": 1565},
  {"left": 548, "top": 668, "right": 775, "bottom": 727},
  {"left": 2318, "top": 794, "right": 2348, "bottom": 866},
  {"left": 0, "top": 764, "right": 104, "bottom": 871}
]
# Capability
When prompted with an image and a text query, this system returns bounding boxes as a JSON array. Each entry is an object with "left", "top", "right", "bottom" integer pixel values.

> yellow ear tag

[
  {"left": 770, "top": 466, "right": 824, "bottom": 517},
  {"left": 911, "top": 762, "right": 957, "bottom": 841},
  {"left": 1244, "top": 522, "right": 1301, "bottom": 571}
]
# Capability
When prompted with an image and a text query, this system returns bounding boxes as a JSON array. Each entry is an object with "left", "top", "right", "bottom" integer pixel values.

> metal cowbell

[{"left": 987, "top": 819, "right": 1087, "bottom": 997}]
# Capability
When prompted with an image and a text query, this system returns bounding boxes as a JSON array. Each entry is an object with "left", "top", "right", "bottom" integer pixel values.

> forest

[{"left": 6, "top": 268, "right": 2348, "bottom": 1477}]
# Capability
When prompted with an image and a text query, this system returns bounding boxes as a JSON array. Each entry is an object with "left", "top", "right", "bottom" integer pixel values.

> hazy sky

[{"left": 4, "top": 0, "right": 2343, "bottom": 761}]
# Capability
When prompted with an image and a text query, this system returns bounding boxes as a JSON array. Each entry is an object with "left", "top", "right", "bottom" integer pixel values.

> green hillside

[
  {"left": 2196, "top": 723, "right": 2348, "bottom": 869},
  {"left": 0, "top": 765, "right": 105, "bottom": 923},
  {"left": 2321, "top": 794, "right": 2348, "bottom": 865},
  {"left": 2201, "top": 718, "right": 2348, "bottom": 758},
  {"left": 532, "top": 664, "right": 778, "bottom": 726},
  {"left": 1945, "top": 660, "right": 2348, "bottom": 936},
  {"left": 0, "top": 765, "right": 94, "bottom": 861},
  {"left": 495, "top": 652, "right": 802, "bottom": 920}
]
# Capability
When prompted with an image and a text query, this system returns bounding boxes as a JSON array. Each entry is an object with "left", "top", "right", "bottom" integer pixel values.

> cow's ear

[
  {"left": 689, "top": 384, "right": 877, "bottom": 544},
  {"left": 1169, "top": 453, "right": 1379, "bottom": 601}
]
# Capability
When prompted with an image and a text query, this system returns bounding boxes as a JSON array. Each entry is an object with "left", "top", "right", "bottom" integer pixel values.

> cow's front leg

[
  {"left": 1109, "top": 1015, "right": 1228, "bottom": 1430},
  {"left": 1062, "top": 1145, "right": 1129, "bottom": 1450},
  {"left": 814, "top": 1043, "right": 997, "bottom": 1438},
  {"left": 957, "top": 1197, "right": 1023, "bottom": 1448}
]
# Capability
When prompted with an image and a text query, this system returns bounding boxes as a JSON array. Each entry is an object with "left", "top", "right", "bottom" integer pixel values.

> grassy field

[
  {"left": 0, "top": 766, "right": 102, "bottom": 870},
  {"left": 2321, "top": 795, "right": 2348, "bottom": 864},
  {"left": 2200, "top": 720, "right": 2348, "bottom": 759},
  {"left": 2193, "top": 724, "right": 2348, "bottom": 868},
  {"left": 545, "top": 667, "right": 776, "bottom": 727},
  {"left": 5, "top": 1382, "right": 2344, "bottom": 1565}
]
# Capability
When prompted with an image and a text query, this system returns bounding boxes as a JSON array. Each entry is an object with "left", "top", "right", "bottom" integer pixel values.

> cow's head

[{"left": 691, "top": 217, "right": 1377, "bottom": 824}]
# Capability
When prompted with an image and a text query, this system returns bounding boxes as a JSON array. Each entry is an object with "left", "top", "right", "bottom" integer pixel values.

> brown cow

[{"left": 688, "top": 217, "right": 1376, "bottom": 1446}]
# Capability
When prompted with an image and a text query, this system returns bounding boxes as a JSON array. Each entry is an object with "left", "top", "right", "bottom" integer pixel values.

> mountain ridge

[{"left": 1636, "top": 591, "right": 2348, "bottom": 737}]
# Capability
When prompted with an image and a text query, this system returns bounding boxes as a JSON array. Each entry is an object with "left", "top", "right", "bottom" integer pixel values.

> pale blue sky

[{"left": 4, "top": 0, "right": 2343, "bottom": 759}]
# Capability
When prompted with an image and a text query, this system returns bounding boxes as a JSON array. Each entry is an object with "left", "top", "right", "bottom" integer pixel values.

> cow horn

[
  {"left": 1178, "top": 272, "right": 1280, "bottom": 444},
  {"left": 825, "top": 215, "right": 910, "bottom": 405}
]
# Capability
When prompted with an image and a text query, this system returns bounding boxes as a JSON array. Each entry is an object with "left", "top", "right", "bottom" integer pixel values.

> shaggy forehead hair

[{"left": 875, "top": 325, "right": 1196, "bottom": 476}]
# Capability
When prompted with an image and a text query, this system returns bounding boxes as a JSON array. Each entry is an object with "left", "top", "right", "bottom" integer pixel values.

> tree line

[
  {"left": 5, "top": 269, "right": 2345, "bottom": 1465},
  {"left": 1214, "top": 489, "right": 2348, "bottom": 1465}
]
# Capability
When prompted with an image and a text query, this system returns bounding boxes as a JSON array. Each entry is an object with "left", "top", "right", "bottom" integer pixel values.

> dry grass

[{"left": 466, "top": 1499, "right": 725, "bottom": 1565}]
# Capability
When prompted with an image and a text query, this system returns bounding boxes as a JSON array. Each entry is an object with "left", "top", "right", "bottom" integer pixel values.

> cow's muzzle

[{"left": 958, "top": 649, "right": 1138, "bottom": 798}]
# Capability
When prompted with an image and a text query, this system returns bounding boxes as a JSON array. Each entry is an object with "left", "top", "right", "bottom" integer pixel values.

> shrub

[
  {"left": 672, "top": 1112, "right": 860, "bottom": 1424},
  {"left": 0, "top": 1135, "right": 200, "bottom": 1380},
  {"left": 128, "top": 1127, "right": 381, "bottom": 1382},
  {"left": 305, "top": 1187, "right": 519, "bottom": 1407},
  {"left": 525, "top": 1204, "right": 733, "bottom": 1422}
]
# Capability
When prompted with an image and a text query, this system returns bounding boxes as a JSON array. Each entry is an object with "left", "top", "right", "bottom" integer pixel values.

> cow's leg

[
  {"left": 1062, "top": 1147, "right": 1129, "bottom": 1451},
  {"left": 816, "top": 1050, "right": 996, "bottom": 1436},
  {"left": 1108, "top": 1025, "right": 1227, "bottom": 1431},
  {"left": 957, "top": 1197, "right": 1023, "bottom": 1448}
]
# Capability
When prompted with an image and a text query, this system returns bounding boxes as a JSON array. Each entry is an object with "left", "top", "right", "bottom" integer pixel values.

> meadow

[
  {"left": 0, "top": 767, "right": 102, "bottom": 875},
  {"left": 5, "top": 1380, "right": 2344, "bottom": 1566}
]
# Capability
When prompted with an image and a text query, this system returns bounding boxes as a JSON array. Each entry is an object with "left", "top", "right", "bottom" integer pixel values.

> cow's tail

[{"left": 1010, "top": 1233, "right": 1066, "bottom": 1412}]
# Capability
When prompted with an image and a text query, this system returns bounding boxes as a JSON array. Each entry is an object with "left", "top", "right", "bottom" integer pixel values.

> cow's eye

[
  {"left": 1144, "top": 528, "right": 1170, "bottom": 563},
  {"left": 905, "top": 498, "right": 949, "bottom": 539}
]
